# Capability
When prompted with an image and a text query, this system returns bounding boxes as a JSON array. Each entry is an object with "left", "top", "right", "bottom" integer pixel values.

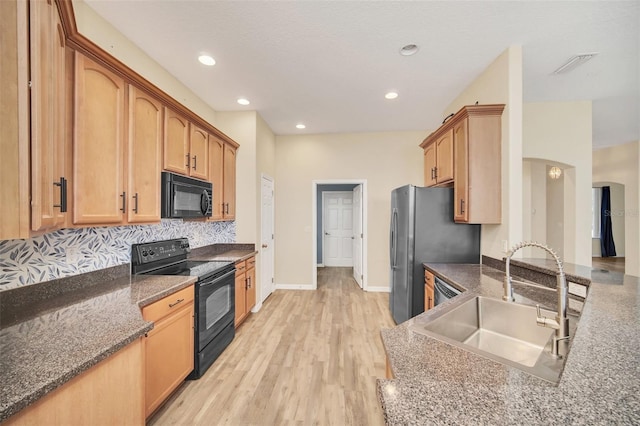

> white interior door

[
  {"left": 352, "top": 185, "right": 363, "bottom": 288},
  {"left": 323, "top": 192, "right": 354, "bottom": 267},
  {"left": 261, "top": 175, "right": 275, "bottom": 303}
]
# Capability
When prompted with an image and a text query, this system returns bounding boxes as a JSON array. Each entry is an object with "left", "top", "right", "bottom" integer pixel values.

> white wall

[
  {"left": 523, "top": 101, "right": 593, "bottom": 266},
  {"left": 546, "top": 166, "right": 565, "bottom": 260},
  {"left": 274, "top": 131, "right": 424, "bottom": 288},
  {"left": 593, "top": 141, "right": 639, "bottom": 276},
  {"left": 445, "top": 46, "right": 523, "bottom": 259},
  {"left": 73, "top": 0, "right": 217, "bottom": 125}
]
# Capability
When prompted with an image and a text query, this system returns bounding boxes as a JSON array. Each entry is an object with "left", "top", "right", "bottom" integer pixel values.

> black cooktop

[
  {"left": 131, "top": 238, "right": 233, "bottom": 278},
  {"left": 146, "top": 260, "right": 233, "bottom": 277}
]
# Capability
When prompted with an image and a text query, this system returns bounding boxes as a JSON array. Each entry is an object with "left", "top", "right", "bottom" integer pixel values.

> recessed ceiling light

[
  {"left": 237, "top": 98, "right": 250, "bottom": 106},
  {"left": 385, "top": 92, "right": 398, "bottom": 100},
  {"left": 399, "top": 44, "right": 419, "bottom": 56},
  {"left": 296, "top": 124, "right": 306, "bottom": 129},
  {"left": 198, "top": 54, "right": 216, "bottom": 66},
  {"left": 552, "top": 53, "right": 598, "bottom": 74}
]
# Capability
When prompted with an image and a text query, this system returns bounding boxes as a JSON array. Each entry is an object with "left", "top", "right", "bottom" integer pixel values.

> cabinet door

[
  {"left": 426, "top": 285, "right": 434, "bottom": 310},
  {"left": 246, "top": 262, "right": 256, "bottom": 312},
  {"left": 144, "top": 303, "right": 194, "bottom": 417},
  {"left": 30, "top": 0, "right": 66, "bottom": 232},
  {"left": 453, "top": 119, "right": 469, "bottom": 222},
  {"left": 127, "top": 86, "right": 162, "bottom": 223},
  {"left": 223, "top": 144, "right": 237, "bottom": 220},
  {"left": 208, "top": 136, "right": 224, "bottom": 220},
  {"left": 73, "top": 53, "right": 125, "bottom": 224},
  {"left": 163, "top": 108, "right": 189, "bottom": 175},
  {"left": 423, "top": 143, "right": 437, "bottom": 187},
  {"left": 189, "top": 125, "right": 209, "bottom": 180},
  {"left": 235, "top": 271, "right": 247, "bottom": 327},
  {"left": 435, "top": 128, "right": 454, "bottom": 183}
]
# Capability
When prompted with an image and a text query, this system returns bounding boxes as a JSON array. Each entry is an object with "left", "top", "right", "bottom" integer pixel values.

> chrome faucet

[{"left": 503, "top": 241, "right": 570, "bottom": 357}]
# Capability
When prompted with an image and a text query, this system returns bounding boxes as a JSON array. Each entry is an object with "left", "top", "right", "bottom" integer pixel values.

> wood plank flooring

[
  {"left": 592, "top": 257, "right": 626, "bottom": 274},
  {"left": 148, "top": 267, "right": 395, "bottom": 426}
]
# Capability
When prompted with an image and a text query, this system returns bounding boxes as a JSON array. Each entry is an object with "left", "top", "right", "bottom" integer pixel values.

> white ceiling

[{"left": 84, "top": 0, "right": 639, "bottom": 149}]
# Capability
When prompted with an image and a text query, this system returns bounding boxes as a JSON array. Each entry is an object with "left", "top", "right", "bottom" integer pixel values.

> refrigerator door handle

[{"left": 390, "top": 208, "right": 398, "bottom": 269}]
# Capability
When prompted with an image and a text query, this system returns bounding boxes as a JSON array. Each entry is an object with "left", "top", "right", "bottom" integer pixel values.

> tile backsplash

[{"left": 0, "top": 220, "right": 235, "bottom": 289}]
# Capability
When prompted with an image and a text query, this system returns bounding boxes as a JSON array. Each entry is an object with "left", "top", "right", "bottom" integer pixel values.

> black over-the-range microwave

[{"left": 161, "top": 172, "right": 213, "bottom": 219}]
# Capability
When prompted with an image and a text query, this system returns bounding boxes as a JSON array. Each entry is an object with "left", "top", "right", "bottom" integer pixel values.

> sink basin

[{"left": 409, "top": 296, "right": 569, "bottom": 383}]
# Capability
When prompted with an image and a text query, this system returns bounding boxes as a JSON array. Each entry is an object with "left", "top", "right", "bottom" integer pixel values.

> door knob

[
  {"left": 261, "top": 244, "right": 268, "bottom": 248},
  {"left": 324, "top": 232, "right": 330, "bottom": 236}
]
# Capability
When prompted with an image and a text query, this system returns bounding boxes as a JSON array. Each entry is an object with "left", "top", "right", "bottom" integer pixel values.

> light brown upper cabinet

[
  {"left": 29, "top": 0, "right": 68, "bottom": 233},
  {"left": 1, "top": 0, "right": 71, "bottom": 240},
  {"left": 127, "top": 86, "right": 162, "bottom": 223},
  {"left": 452, "top": 105, "right": 504, "bottom": 224},
  {"left": 189, "top": 125, "right": 209, "bottom": 180},
  {"left": 208, "top": 137, "right": 236, "bottom": 221},
  {"left": 421, "top": 128, "right": 454, "bottom": 187},
  {"left": 73, "top": 53, "right": 126, "bottom": 225},
  {"left": 222, "top": 143, "right": 237, "bottom": 220},
  {"left": 74, "top": 53, "right": 162, "bottom": 226},
  {"left": 163, "top": 108, "right": 190, "bottom": 175},
  {"left": 421, "top": 104, "right": 504, "bottom": 224},
  {"left": 163, "top": 109, "right": 209, "bottom": 180}
]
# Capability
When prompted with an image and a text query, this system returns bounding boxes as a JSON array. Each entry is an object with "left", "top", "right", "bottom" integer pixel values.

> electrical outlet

[
  {"left": 502, "top": 240, "right": 509, "bottom": 253},
  {"left": 66, "top": 247, "right": 80, "bottom": 264}
]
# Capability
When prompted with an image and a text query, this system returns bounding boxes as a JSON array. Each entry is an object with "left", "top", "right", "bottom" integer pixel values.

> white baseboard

[
  {"left": 366, "top": 286, "right": 390, "bottom": 293},
  {"left": 251, "top": 301, "right": 262, "bottom": 313},
  {"left": 275, "top": 283, "right": 316, "bottom": 290},
  {"left": 317, "top": 264, "right": 325, "bottom": 268}
]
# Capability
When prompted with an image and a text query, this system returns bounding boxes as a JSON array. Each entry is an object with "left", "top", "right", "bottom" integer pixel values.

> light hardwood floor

[
  {"left": 592, "top": 256, "right": 625, "bottom": 274},
  {"left": 148, "top": 267, "right": 395, "bottom": 426}
]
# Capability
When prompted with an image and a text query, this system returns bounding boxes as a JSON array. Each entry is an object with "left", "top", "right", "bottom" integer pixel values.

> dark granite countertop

[
  {"left": 378, "top": 263, "right": 640, "bottom": 424},
  {"left": 189, "top": 244, "right": 257, "bottom": 263},
  {"left": 0, "top": 274, "right": 196, "bottom": 422}
]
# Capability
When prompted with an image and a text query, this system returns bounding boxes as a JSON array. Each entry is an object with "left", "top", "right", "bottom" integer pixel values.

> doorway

[{"left": 312, "top": 180, "right": 367, "bottom": 291}]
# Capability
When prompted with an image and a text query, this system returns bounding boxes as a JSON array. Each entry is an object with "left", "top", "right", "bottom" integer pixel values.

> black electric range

[{"left": 131, "top": 238, "right": 236, "bottom": 379}]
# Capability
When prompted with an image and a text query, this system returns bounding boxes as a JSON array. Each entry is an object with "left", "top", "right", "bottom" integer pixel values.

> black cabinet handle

[
  {"left": 120, "top": 191, "right": 126, "bottom": 212},
  {"left": 434, "top": 167, "right": 438, "bottom": 180},
  {"left": 133, "top": 193, "right": 139, "bottom": 213},
  {"left": 169, "top": 298, "right": 184, "bottom": 308},
  {"left": 185, "top": 153, "right": 190, "bottom": 168},
  {"left": 430, "top": 167, "right": 435, "bottom": 180},
  {"left": 460, "top": 199, "right": 465, "bottom": 214},
  {"left": 53, "top": 177, "right": 67, "bottom": 212},
  {"left": 192, "top": 155, "right": 197, "bottom": 170}
]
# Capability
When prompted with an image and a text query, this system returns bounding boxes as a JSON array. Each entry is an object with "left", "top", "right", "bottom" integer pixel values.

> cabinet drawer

[
  {"left": 236, "top": 260, "right": 247, "bottom": 274},
  {"left": 142, "top": 285, "right": 194, "bottom": 323},
  {"left": 246, "top": 256, "right": 256, "bottom": 270}
]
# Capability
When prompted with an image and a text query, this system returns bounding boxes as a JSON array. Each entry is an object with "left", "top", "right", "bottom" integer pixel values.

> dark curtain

[{"left": 600, "top": 186, "right": 617, "bottom": 257}]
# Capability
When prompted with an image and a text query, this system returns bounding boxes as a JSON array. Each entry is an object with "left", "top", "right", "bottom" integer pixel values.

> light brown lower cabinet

[
  {"left": 3, "top": 338, "right": 144, "bottom": 426},
  {"left": 234, "top": 256, "right": 256, "bottom": 328},
  {"left": 424, "top": 270, "right": 435, "bottom": 312},
  {"left": 142, "top": 285, "right": 195, "bottom": 418}
]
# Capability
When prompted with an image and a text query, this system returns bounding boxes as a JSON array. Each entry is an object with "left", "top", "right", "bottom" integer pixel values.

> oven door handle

[{"left": 199, "top": 269, "right": 236, "bottom": 286}]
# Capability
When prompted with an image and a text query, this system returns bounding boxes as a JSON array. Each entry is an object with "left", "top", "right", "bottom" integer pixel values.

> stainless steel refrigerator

[{"left": 389, "top": 185, "right": 480, "bottom": 324}]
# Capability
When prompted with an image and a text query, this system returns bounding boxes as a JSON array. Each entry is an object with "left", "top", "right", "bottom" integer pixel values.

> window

[{"left": 592, "top": 187, "right": 602, "bottom": 238}]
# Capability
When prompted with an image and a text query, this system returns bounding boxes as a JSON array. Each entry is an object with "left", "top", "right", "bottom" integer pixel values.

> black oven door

[
  {"left": 196, "top": 268, "right": 235, "bottom": 351},
  {"left": 162, "top": 172, "right": 212, "bottom": 218}
]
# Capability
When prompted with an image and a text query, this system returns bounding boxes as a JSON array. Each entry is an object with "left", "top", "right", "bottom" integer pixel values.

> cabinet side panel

[
  {"left": 468, "top": 115, "right": 502, "bottom": 223},
  {"left": 0, "top": 0, "right": 30, "bottom": 239}
]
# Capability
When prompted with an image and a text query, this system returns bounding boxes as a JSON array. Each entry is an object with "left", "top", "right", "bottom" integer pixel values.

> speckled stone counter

[
  {"left": 0, "top": 273, "right": 196, "bottom": 422},
  {"left": 378, "top": 263, "right": 640, "bottom": 425},
  {"left": 189, "top": 243, "right": 257, "bottom": 263}
]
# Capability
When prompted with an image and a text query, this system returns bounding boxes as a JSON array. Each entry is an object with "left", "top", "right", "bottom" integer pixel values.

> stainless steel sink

[{"left": 409, "top": 296, "right": 569, "bottom": 383}]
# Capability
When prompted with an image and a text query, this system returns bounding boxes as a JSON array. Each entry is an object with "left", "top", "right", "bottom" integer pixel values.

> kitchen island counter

[{"left": 379, "top": 263, "right": 639, "bottom": 424}]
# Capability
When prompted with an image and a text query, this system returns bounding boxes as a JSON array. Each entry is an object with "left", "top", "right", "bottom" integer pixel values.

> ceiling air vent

[{"left": 552, "top": 53, "right": 599, "bottom": 74}]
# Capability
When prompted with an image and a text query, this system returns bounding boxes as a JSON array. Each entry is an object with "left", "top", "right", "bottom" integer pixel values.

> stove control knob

[
  {"left": 141, "top": 250, "right": 148, "bottom": 257},
  {"left": 149, "top": 250, "right": 155, "bottom": 256}
]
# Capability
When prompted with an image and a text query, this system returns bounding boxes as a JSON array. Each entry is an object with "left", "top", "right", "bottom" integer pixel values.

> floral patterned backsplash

[{"left": 0, "top": 220, "right": 235, "bottom": 289}]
